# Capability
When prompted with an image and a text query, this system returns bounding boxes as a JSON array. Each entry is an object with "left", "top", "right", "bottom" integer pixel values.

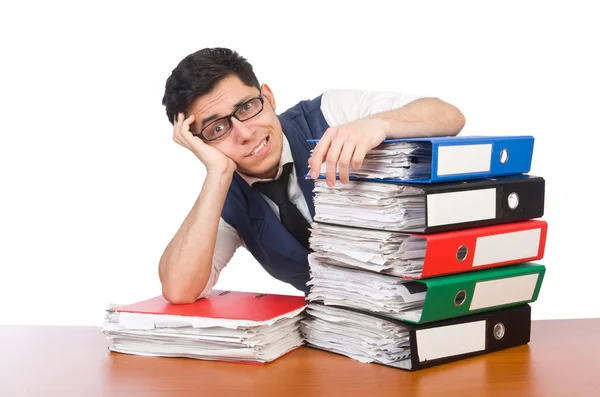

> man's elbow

[
  {"left": 445, "top": 103, "right": 466, "bottom": 136},
  {"left": 161, "top": 284, "right": 202, "bottom": 305}
]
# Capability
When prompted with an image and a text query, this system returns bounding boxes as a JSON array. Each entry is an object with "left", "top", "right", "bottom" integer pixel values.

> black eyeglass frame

[{"left": 194, "top": 96, "right": 265, "bottom": 141}]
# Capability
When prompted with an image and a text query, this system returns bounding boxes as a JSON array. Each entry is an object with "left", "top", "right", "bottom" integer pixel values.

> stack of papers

[
  {"left": 306, "top": 256, "right": 426, "bottom": 323},
  {"left": 309, "top": 222, "right": 427, "bottom": 278},
  {"left": 302, "top": 144, "right": 431, "bottom": 365},
  {"left": 312, "top": 179, "right": 427, "bottom": 232},
  {"left": 312, "top": 141, "right": 432, "bottom": 179},
  {"left": 303, "top": 142, "right": 439, "bottom": 367},
  {"left": 102, "top": 291, "right": 307, "bottom": 364},
  {"left": 301, "top": 303, "right": 413, "bottom": 369}
]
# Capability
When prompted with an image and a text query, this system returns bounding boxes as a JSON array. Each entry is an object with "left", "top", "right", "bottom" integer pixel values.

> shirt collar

[{"left": 236, "top": 133, "right": 294, "bottom": 186}]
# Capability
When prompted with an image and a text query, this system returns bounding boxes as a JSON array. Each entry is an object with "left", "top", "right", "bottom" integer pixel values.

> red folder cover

[
  {"left": 411, "top": 220, "right": 547, "bottom": 279},
  {"left": 108, "top": 291, "right": 308, "bottom": 365},
  {"left": 115, "top": 290, "right": 308, "bottom": 321}
]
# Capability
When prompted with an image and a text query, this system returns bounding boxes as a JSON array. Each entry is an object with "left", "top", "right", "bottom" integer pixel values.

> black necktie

[{"left": 253, "top": 162, "right": 311, "bottom": 249}]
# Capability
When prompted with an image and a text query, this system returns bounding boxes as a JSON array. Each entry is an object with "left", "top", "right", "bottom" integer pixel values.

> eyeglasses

[{"left": 195, "top": 96, "right": 265, "bottom": 141}]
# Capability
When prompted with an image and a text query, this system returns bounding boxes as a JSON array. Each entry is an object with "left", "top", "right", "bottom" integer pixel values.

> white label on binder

[
  {"left": 469, "top": 273, "right": 539, "bottom": 311},
  {"left": 427, "top": 188, "right": 496, "bottom": 226},
  {"left": 437, "top": 144, "right": 493, "bottom": 176},
  {"left": 416, "top": 320, "right": 486, "bottom": 362},
  {"left": 472, "top": 228, "right": 542, "bottom": 266}
]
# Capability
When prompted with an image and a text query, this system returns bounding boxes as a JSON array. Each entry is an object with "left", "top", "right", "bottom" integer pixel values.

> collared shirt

[
  {"left": 199, "top": 89, "right": 426, "bottom": 297},
  {"left": 236, "top": 132, "right": 313, "bottom": 225}
]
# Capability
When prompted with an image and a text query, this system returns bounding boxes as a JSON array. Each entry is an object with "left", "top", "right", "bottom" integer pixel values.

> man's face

[{"left": 187, "top": 75, "right": 283, "bottom": 179}]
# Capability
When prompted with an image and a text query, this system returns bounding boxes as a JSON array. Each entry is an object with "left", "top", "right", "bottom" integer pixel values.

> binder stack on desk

[{"left": 301, "top": 135, "right": 547, "bottom": 371}]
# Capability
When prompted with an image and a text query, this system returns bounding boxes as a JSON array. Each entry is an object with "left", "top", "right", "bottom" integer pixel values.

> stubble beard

[{"left": 237, "top": 138, "right": 283, "bottom": 180}]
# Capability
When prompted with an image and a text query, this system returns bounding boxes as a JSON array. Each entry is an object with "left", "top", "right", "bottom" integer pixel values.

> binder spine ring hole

[
  {"left": 508, "top": 192, "right": 519, "bottom": 210},
  {"left": 493, "top": 322, "right": 506, "bottom": 340},
  {"left": 456, "top": 245, "right": 468, "bottom": 261},
  {"left": 454, "top": 290, "right": 467, "bottom": 306},
  {"left": 500, "top": 148, "right": 509, "bottom": 164}
]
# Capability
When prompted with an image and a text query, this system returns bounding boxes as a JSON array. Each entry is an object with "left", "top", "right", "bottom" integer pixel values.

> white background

[{"left": 1, "top": 0, "right": 598, "bottom": 326}]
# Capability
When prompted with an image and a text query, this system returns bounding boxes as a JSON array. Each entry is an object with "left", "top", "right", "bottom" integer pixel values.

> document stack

[
  {"left": 302, "top": 135, "right": 547, "bottom": 371},
  {"left": 102, "top": 290, "right": 307, "bottom": 364}
]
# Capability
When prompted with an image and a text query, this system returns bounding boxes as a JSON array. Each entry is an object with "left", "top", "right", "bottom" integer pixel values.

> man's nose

[{"left": 230, "top": 117, "right": 255, "bottom": 142}]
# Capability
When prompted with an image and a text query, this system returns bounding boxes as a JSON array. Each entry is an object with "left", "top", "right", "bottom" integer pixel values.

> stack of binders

[{"left": 302, "top": 135, "right": 547, "bottom": 371}]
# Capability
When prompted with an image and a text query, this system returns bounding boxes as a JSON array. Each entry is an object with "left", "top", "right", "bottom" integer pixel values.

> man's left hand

[{"left": 308, "top": 117, "right": 387, "bottom": 186}]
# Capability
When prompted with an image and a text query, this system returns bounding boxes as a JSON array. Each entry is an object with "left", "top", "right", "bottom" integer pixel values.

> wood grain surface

[{"left": 1, "top": 319, "right": 599, "bottom": 397}]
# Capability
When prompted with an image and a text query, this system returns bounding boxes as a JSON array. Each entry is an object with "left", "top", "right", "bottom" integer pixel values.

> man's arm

[
  {"left": 310, "top": 90, "right": 466, "bottom": 185},
  {"left": 159, "top": 168, "right": 237, "bottom": 304},
  {"left": 188, "top": 218, "right": 242, "bottom": 299},
  {"left": 369, "top": 97, "right": 466, "bottom": 139},
  {"left": 159, "top": 112, "right": 241, "bottom": 304}
]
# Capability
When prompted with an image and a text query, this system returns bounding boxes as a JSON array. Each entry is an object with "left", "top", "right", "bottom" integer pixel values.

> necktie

[{"left": 253, "top": 162, "right": 311, "bottom": 249}]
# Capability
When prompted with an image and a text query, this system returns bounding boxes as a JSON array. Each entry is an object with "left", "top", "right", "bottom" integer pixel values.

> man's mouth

[{"left": 248, "top": 136, "right": 270, "bottom": 157}]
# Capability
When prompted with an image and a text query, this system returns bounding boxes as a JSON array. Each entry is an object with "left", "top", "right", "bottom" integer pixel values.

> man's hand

[
  {"left": 173, "top": 113, "right": 237, "bottom": 174},
  {"left": 308, "top": 117, "right": 387, "bottom": 186},
  {"left": 308, "top": 97, "right": 465, "bottom": 186}
]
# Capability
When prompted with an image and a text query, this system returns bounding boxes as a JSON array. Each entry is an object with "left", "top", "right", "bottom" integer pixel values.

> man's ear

[{"left": 261, "top": 83, "right": 276, "bottom": 111}]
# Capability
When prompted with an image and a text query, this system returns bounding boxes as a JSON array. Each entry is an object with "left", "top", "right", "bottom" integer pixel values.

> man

[{"left": 159, "top": 47, "right": 465, "bottom": 304}]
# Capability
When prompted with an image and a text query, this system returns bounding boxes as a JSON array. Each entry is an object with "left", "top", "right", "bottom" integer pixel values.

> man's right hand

[{"left": 173, "top": 113, "right": 237, "bottom": 174}]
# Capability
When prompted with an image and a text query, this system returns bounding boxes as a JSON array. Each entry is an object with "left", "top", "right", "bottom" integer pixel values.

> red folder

[
  {"left": 108, "top": 291, "right": 308, "bottom": 365},
  {"left": 115, "top": 290, "right": 308, "bottom": 322},
  {"left": 410, "top": 220, "right": 547, "bottom": 279}
]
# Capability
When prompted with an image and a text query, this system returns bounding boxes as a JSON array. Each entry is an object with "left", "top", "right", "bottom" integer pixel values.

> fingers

[
  {"left": 312, "top": 127, "right": 361, "bottom": 185},
  {"left": 179, "top": 114, "right": 196, "bottom": 145},
  {"left": 313, "top": 120, "right": 384, "bottom": 186},
  {"left": 173, "top": 112, "right": 195, "bottom": 148},
  {"left": 337, "top": 141, "right": 356, "bottom": 184},
  {"left": 325, "top": 137, "right": 345, "bottom": 187},
  {"left": 351, "top": 142, "right": 370, "bottom": 171},
  {"left": 172, "top": 113, "right": 184, "bottom": 146},
  {"left": 309, "top": 128, "right": 335, "bottom": 179}
]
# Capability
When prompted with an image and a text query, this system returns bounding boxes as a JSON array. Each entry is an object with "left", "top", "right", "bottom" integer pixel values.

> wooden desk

[{"left": 1, "top": 319, "right": 598, "bottom": 397}]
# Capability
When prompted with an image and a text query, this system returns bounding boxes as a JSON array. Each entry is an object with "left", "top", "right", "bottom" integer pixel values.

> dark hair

[{"left": 162, "top": 47, "right": 260, "bottom": 125}]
